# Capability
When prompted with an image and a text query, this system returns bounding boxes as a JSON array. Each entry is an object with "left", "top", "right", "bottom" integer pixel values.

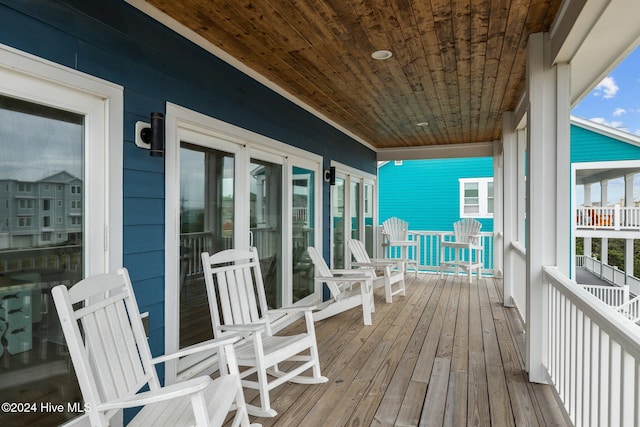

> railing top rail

[
  {"left": 543, "top": 266, "right": 640, "bottom": 357},
  {"left": 407, "top": 229, "right": 494, "bottom": 237}
]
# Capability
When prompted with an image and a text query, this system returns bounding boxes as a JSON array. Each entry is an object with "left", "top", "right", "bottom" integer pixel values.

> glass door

[
  {"left": 292, "top": 167, "right": 315, "bottom": 302},
  {"left": 167, "top": 106, "right": 322, "bottom": 381},
  {"left": 350, "top": 180, "right": 361, "bottom": 241},
  {"left": 0, "top": 93, "right": 105, "bottom": 426},
  {"left": 332, "top": 176, "right": 346, "bottom": 268},
  {"left": 364, "top": 182, "right": 375, "bottom": 257},
  {"left": 249, "top": 156, "right": 283, "bottom": 308},
  {"left": 179, "top": 141, "right": 235, "bottom": 348},
  {"left": 330, "top": 167, "right": 377, "bottom": 268}
]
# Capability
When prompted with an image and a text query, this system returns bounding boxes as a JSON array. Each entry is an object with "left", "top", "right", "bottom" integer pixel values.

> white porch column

[
  {"left": 584, "top": 184, "right": 592, "bottom": 258},
  {"left": 525, "top": 32, "right": 571, "bottom": 383},
  {"left": 625, "top": 174, "right": 635, "bottom": 278},
  {"left": 601, "top": 180, "right": 609, "bottom": 266},
  {"left": 493, "top": 140, "right": 504, "bottom": 278},
  {"left": 503, "top": 113, "right": 516, "bottom": 306}
]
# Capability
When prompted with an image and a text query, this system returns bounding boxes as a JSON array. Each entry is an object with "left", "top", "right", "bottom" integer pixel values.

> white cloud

[
  {"left": 613, "top": 107, "right": 626, "bottom": 117},
  {"left": 590, "top": 117, "right": 624, "bottom": 128},
  {"left": 593, "top": 76, "right": 619, "bottom": 99}
]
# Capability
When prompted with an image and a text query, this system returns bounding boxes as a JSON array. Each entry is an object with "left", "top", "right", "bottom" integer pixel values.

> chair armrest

[
  {"left": 268, "top": 305, "right": 317, "bottom": 316},
  {"left": 151, "top": 335, "right": 241, "bottom": 364},
  {"left": 353, "top": 260, "right": 394, "bottom": 268},
  {"left": 315, "top": 275, "right": 372, "bottom": 283},
  {"left": 218, "top": 322, "right": 265, "bottom": 333},
  {"left": 330, "top": 268, "right": 374, "bottom": 275},
  {"left": 97, "top": 376, "right": 213, "bottom": 411}
]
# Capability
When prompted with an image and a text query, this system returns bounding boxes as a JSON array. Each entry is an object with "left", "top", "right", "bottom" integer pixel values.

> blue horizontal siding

[
  {"left": 0, "top": 0, "right": 375, "bottom": 380},
  {"left": 379, "top": 158, "right": 494, "bottom": 232},
  {"left": 571, "top": 125, "right": 640, "bottom": 162}
]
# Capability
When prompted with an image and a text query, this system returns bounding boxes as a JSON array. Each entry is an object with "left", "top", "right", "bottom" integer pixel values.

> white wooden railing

[
  {"left": 377, "top": 229, "right": 495, "bottom": 274},
  {"left": 579, "top": 284, "right": 629, "bottom": 307},
  {"left": 576, "top": 205, "right": 640, "bottom": 230},
  {"left": 616, "top": 296, "right": 640, "bottom": 323},
  {"left": 543, "top": 266, "right": 640, "bottom": 427},
  {"left": 579, "top": 255, "right": 640, "bottom": 296}
]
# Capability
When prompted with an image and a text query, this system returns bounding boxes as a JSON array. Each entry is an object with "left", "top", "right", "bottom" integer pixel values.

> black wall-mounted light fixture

[
  {"left": 324, "top": 166, "right": 336, "bottom": 185},
  {"left": 135, "top": 112, "right": 165, "bottom": 157}
]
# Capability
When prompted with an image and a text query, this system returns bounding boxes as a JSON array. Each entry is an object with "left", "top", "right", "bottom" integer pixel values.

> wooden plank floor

[{"left": 241, "top": 273, "right": 569, "bottom": 426}]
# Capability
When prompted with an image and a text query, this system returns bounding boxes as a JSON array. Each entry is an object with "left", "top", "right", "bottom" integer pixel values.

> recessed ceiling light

[
  {"left": 371, "top": 50, "right": 393, "bottom": 60},
  {"left": 417, "top": 122, "right": 429, "bottom": 127}
]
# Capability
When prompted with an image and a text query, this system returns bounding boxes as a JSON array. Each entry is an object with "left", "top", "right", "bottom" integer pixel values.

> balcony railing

[
  {"left": 576, "top": 205, "right": 640, "bottom": 230},
  {"left": 0, "top": 245, "right": 82, "bottom": 275},
  {"left": 543, "top": 266, "right": 640, "bottom": 426},
  {"left": 578, "top": 254, "right": 640, "bottom": 297},
  {"left": 377, "top": 229, "right": 495, "bottom": 275}
]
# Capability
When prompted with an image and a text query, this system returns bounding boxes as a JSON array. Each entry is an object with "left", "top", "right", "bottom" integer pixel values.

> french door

[
  {"left": 330, "top": 165, "right": 377, "bottom": 269},
  {"left": 165, "top": 105, "right": 321, "bottom": 380}
]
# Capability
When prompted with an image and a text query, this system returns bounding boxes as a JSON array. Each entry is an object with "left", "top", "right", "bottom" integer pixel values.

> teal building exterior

[{"left": 379, "top": 119, "right": 640, "bottom": 234}]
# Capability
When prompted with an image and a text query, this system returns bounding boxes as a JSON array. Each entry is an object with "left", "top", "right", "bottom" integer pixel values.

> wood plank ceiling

[{"left": 144, "top": 0, "right": 562, "bottom": 150}]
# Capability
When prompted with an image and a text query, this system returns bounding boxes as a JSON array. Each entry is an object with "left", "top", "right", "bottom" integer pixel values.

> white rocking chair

[
  {"left": 440, "top": 218, "right": 484, "bottom": 283},
  {"left": 52, "top": 268, "right": 257, "bottom": 427},
  {"left": 201, "top": 248, "right": 327, "bottom": 418},
  {"left": 306, "top": 246, "right": 375, "bottom": 326},
  {"left": 348, "top": 238, "right": 406, "bottom": 303},
  {"left": 381, "top": 217, "right": 419, "bottom": 276}
]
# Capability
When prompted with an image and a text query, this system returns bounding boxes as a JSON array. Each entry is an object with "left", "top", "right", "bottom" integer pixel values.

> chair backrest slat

[
  {"left": 382, "top": 217, "right": 410, "bottom": 241},
  {"left": 202, "top": 248, "right": 270, "bottom": 335},
  {"left": 348, "top": 239, "right": 371, "bottom": 263},
  {"left": 453, "top": 218, "right": 482, "bottom": 243},
  {"left": 307, "top": 247, "right": 341, "bottom": 299}
]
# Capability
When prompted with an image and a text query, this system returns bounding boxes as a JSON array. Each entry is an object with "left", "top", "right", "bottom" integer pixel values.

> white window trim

[{"left": 459, "top": 177, "right": 494, "bottom": 219}]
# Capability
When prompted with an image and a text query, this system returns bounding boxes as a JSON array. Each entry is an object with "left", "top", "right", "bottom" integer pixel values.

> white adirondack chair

[
  {"left": 440, "top": 218, "right": 484, "bottom": 283},
  {"left": 306, "top": 246, "right": 375, "bottom": 326},
  {"left": 51, "top": 268, "right": 256, "bottom": 427},
  {"left": 381, "top": 217, "right": 419, "bottom": 276},
  {"left": 201, "top": 248, "right": 327, "bottom": 418},
  {"left": 348, "top": 238, "right": 406, "bottom": 303}
]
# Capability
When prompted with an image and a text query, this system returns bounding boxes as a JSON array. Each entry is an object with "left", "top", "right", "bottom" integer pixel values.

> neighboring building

[
  {"left": 379, "top": 117, "right": 640, "bottom": 234},
  {"left": 378, "top": 117, "right": 640, "bottom": 287},
  {"left": 0, "top": 170, "right": 82, "bottom": 249},
  {"left": 379, "top": 157, "right": 494, "bottom": 233}
]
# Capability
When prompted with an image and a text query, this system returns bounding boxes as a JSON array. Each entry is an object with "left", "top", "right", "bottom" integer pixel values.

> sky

[{"left": 571, "top": 45, "right": 640, "bottom": 206}]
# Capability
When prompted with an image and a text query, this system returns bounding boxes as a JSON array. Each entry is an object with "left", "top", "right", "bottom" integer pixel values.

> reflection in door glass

[
  {"left": 0, "top": 95, "right": 84, "bottom": 426},
  {"left": 292, "top": 167, "right": 314, "bottom": 302},
  {"left": 332, "top": 177, "right": 345, "bottom": 268},
  {"left": 365, "top": 183, "right": 374, "bottom": 257},
  {"left": 351, "top": 181, "right": 360, "bottom": 242},
  {"left": 179, "top": 143, "right": 234, "bottom": 347},
  {"left": 250, "top": 159, "right": 282, "bottom": 309}
]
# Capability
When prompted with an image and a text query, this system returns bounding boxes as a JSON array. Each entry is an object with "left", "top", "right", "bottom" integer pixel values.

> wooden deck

[{"left": 244, "top": 273, "right": 569, "bottom": 426}]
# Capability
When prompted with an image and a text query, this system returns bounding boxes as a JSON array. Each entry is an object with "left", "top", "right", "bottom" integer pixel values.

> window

[
  {"left": 17, "top": 182, "right": 32, "bottom": 192},
  {"left": 459, "top": 178, "right": 494, "bottom": 218},
  {"left": 18, "top": 199, "right": 34, "bottom": 209},
  {"left": 18, "top": 217, "right": 32, "bottom": 227},
  {"left": 0, "top": 44, "right": 122, "bottom": 427}
]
